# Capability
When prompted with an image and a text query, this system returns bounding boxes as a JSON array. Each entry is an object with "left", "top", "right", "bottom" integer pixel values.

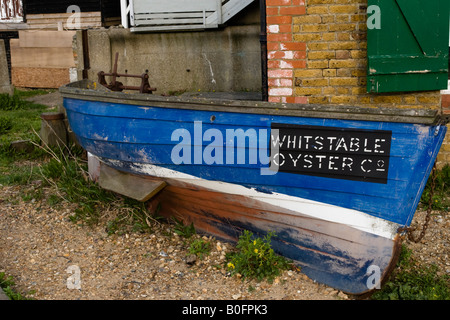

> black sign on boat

[{"left": 270, "top": 123, "right": 392, "bottom": 184}]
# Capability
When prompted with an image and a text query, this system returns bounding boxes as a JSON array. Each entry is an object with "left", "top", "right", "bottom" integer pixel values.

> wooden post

[
  {"left": 0, "top": 40, "right": 13, "bottom": 95},
  {"left": 40, "top": 112, "right": 68, "bottom": 148},
  {"left": 216, "top": 0, "right": 222, "bottom": 25},
  {"left": 121, "top": 0, "right": 130, "bottom": 28}
]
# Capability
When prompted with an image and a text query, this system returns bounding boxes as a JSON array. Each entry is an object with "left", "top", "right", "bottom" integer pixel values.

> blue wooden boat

[{"left": 60, "top": 79, "right": 447, "bottom": 296}]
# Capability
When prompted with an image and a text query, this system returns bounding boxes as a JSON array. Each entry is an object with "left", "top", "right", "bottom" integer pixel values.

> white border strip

[
  {"left": 101, "top": 157, "right": 400, "bottom": 240},
  {"left": 441, "top": 80, "right": 450, "bottom": 94}
]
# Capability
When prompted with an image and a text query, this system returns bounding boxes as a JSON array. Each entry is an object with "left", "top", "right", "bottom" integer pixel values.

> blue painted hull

[
  {"left": 64, "top": 97, "right": 445, "bottom": 226},
  {"left": 60, "top": 81, "right": 447, "bottom": 295}
]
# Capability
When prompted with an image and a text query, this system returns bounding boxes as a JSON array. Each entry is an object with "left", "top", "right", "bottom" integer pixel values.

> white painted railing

[{"left": 120, "top": 0, "right": 254, "bottom": 32}]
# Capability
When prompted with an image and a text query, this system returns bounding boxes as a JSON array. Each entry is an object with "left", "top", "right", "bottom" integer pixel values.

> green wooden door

[{"left": 367, "top": 0, "right": 449, "bottom": 93}]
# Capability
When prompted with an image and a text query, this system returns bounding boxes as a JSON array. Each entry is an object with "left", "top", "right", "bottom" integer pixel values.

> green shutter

[{"left": 367, "top": 0, "right": 449, "bottom": 93}]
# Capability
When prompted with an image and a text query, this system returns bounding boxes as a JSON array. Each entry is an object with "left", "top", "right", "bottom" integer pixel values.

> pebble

[
  {"left": 159, "top": 251, "right": 168, "bottom": 257},
  {"left": 185, "top": 254, "right": 197, "bottom": 265}
]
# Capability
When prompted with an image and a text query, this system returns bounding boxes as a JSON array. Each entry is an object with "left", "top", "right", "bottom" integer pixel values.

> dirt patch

[
  {"left": 1, "top": 91, "right": 448, "bottom": 300},
  {"left": 0, "top": 184, "right": 342, "bottom": 300},
  {"left": 0, "top": 181, "right": 448, "bottom": 301},
  {"left": 24, "top": 91, "right": 63, "bottom": 109}
]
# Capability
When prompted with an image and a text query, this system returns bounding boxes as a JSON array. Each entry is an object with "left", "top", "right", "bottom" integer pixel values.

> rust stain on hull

[{"left": 140, "top": 172, "right": 401, "bottom": 295}]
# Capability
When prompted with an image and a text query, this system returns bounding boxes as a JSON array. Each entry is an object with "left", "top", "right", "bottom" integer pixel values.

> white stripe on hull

[{"left": 99, "top": 156, "right": 400, "bottom": 240}]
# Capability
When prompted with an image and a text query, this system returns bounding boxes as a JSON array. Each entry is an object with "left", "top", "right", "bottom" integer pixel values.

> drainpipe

[
  {"left": 260, "top": 0, "right": 268, "bottom": 102},
  {"left": 82, "top": 30, "right": 90, "bottom": 79}
]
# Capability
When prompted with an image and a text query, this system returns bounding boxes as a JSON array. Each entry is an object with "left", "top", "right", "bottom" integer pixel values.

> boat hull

[
  {"left": 97, "top": 158, "right": 402, "bottom": 295},
  {"left": 64, "top": 96, "right": 446, "bottom": 227},
  {"left": 60, "top": 80, "right": 447, "bottom": 295}
]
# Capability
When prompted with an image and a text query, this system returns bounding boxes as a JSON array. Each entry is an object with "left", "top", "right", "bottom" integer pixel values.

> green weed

[
  {"left": 0, "top": 91, "right": 50, "bottom": 165},
  {"left": 371, "top": 245, "right": 450, "bottom": 300},
  {"left": 104, "top": 199, "right": 156, "bottom": 235},
  {"left": 188, "top": 238, "right": 211, "bottom": 260},
  {"left": 172, "top": 217, "right": 196, "bottom": 238},
  {"left": 13, "top": 88, "right": 55, "bottom": 99},
  {"left": 0, "top": 116, "right": 13, "bottom": 135},
  {"left": 226, "top": 230, "right": 292, "bottom": 282},
  {"left": 420, "top": 164, "right": 450, "bottom": 211},
  {"left": 34, "top": 142, "right": 160, "bottom": 234},
  {"left": 0, "top": 93, "right": 30, "bottom": 111},
  {"left": 0, "top": 272, "right": 33, "bottom": 300},
  {"left": 0, "top": 161, "right": 43, "bottom": 187},
  {"left": 38, "top": 150, "right": 116, "bottom": 226}
]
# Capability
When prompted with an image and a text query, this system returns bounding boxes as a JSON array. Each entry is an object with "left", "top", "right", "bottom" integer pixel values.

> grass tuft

[
  {"left": 226, "top": 230, "right": 292, "bottom": 282},
  {"left": 420, "top": 164, "right": 450, "bottom": 211},
  {"left": 371, "top": 245, "right": 450, "bottom": 300},
  {"left": 0, "top": 272, "right": 33, "bottom": 300}
]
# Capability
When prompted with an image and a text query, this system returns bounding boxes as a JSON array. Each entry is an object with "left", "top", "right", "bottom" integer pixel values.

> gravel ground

[
  {"left": 0, "top": 180, "right": 448, "bottom": 301},
  {"left": 0, "top": 91, "right": 448, "bottom": 300}
]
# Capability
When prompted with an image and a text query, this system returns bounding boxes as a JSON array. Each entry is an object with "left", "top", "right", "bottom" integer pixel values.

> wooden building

[
  {"left": 0, "top": 0, "right": 121, "bottom": 88},
  {"left": 23, "top": 0, "right": 121, "bottom": 30}
]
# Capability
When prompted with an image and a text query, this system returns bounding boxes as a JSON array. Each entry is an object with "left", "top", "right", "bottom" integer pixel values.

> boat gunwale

[{"left": 59, "top": 80, "right": 443, "bottom": 125}]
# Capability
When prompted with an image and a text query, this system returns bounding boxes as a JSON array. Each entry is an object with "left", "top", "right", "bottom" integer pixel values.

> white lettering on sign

[{"left": 271, "top": 124, "right": 392, "bottom": 184}]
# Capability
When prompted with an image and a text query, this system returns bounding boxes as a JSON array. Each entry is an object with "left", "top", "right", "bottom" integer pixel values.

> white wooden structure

[
  {"left": 121, "top": 0, "right": 254, "bottom": 32},
  {"left": 0, "top": 0, "right": 23, "bottom": 23}
]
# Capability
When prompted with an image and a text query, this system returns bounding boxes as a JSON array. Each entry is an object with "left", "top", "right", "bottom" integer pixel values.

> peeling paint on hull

[
  {"left": 60, "top": 80, "right": 446, "bottom": 295},
  {"left": 97, "top": 158, "right": 402, "bottom": 296}
]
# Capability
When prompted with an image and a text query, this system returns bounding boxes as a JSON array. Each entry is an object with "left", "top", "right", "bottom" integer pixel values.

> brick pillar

[
  {"left": 265, "top": 0, "right": 447, "bottom": 166},
  {"left": 266, "top": 0, "right": 307, "bottom": 103},
  {"left": 438, "top": 94, "right": 450, "bottom": 167},
  {"left": 442, "top": 94, "right": 450, "bottom": 116}
]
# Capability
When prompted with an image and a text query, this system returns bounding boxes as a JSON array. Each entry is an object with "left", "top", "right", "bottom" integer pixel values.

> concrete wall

[{"left": 75, "top": 6, "right": 262, "bottom": 95}]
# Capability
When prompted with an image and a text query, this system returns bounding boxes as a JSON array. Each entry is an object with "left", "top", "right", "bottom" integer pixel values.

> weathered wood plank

[
  {"left": 59, "top": 84, "right": 441, "bottom": 125},
  {"left": 27, "top": 23, "right": 102, "bottom": 30},
  {"left": 133, "top": 0, "right": 219, "bottom": 13},
  {"left": 99, "top": 163, "right": 166, "bottom": 202},
  {"left": 136, "top": 18, "right": 206, "bottom": 26},
  {"left": 17, "top": 30, "right": 75, "bottom": 48},
  {"left": 11, "top": 67, "right": 70, "bottom": 88},
  {"left": 130, "top": 0, "right": 226, "bottom": 31},
  {"left": 26, "top": 16, "right": 101, "bottom": 23},
  {"left": 131, "top": 24, "right": 217, "bottom": 32},
  {"left": 25, "top": 12, "right": 102, "bottom": 30},
  {"left": 136, "top": 12, "right": 210, "bottom": 20},
  {"left": 11, "top": 47, "right": 75, "bottom": 68},
  {"left": 25, "top": 12, "right": 101, "bottom": 19}
]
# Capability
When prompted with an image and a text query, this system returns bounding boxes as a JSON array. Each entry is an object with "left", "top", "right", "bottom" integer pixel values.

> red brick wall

[
  {"left": 265, "top": 0, "right": 447, "bottom": 165},
  {"left": 438, "top": 94, "right": 450, "bottom": 166},
  {"left": 265, "top": 0, "right": 441, "bottom": 109},
  {"left": 266, "top": 0, "right": 307, "bottom": 103},
  {"left": 442, "top": 94, "right": 450, "bottom": 112}
]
